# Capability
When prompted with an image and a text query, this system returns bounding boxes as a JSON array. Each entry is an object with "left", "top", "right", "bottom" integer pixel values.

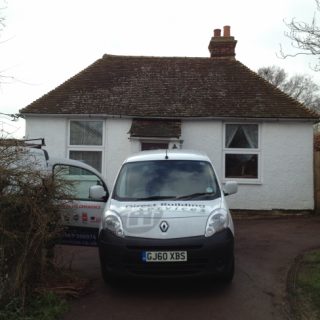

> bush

[
  {"left": 0, "top": 140, "right": 69, "bottom": 309},
  {"left": 0, "top": 292, "right": 69, "bottom": 320}
]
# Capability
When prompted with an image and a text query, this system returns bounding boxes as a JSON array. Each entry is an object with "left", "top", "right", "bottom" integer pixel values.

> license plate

[{"left": 142, "top": 251, "right": 187, "bottom": 262}]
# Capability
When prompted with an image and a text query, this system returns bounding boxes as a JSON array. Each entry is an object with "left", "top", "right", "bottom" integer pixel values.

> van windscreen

[{"left": 113, "top": 160, "right": 220, "bottom": 201}]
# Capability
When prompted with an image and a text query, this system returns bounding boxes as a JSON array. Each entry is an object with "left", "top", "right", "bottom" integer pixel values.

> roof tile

[{"left": 20, "top": 55, "right": 318, "bottom": 120}]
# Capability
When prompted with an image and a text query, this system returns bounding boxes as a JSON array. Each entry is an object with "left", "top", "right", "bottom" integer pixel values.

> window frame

[
  {"left": 222, "top": 122, "right": 262, "bottom": 184},
  {"left": 69, "top": 119, "right": 104, "bottom": 147},
  {"left": 67, "top": 119, "right": 105, "bottom": 174}
]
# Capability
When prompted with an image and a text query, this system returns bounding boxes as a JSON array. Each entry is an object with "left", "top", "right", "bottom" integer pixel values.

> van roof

[{"left": 124, "top": 149, "right": 210, "bottom": 163}]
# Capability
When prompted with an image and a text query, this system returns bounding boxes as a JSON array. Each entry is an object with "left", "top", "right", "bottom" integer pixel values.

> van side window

[{"left": 54, "top": 164, "right": 106, "bottom": 201}]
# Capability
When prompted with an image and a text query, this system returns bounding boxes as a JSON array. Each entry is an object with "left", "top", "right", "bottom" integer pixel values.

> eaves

[{"left": 20, "top": 113, "right": 319, "bottom": 123}]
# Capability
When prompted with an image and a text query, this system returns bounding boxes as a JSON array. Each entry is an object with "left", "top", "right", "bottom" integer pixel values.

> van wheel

[{"left": 220, "top": 256, "right": 234, "bottom": 284}]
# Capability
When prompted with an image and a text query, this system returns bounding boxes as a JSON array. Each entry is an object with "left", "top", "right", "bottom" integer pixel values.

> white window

[
  {"left": 68, "top": 120, "right": 104, "bottom": 173},
  {"left": 70, "top": 120, "right": 103, "bottom": 145},
  {"left": 223, "top": 123, "right": 260, "bottom": 182}
]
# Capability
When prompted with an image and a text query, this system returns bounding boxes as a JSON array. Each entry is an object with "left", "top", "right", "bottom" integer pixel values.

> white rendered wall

[
  {"left": 25, "top": 117, "right": 314, "bottom": 210},
  {"left": 181, "top": 120, "right": 223, "bottom": 177},
  {"left": 104, "top": 118, "right": 137, "bottom": 190},
  {"left": 25, "top": 116, "right": 67, "bottom": 158},
  {"left": 25, "top": 116, "right": 133, "bottom": 190},
  {"left": 182, "top": 120, "right": 314, "bottom": 210},
  {"left": 224, "top": 122, "right": 314, "bottom": 210}
]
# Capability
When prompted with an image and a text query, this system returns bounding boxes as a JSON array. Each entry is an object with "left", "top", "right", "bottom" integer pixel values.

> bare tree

[
  {"left": 258, "top": 65, "right": 320, "bottom": 111},
  {"left": 257, "top": 65, "right": 287, "bottom": 87},
  {"left": 281, "top": 0, "right": 320, "bottom": 70}
]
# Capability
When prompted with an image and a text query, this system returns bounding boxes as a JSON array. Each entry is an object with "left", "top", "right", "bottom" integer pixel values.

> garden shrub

[{"left": 0, "top": 140, "right": 69, "bottom": 309}]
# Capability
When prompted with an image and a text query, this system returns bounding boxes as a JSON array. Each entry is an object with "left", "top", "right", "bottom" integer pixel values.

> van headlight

[
  {"left": 103, "top": 211, "right": 125, "bottom": 238},
  {"left": 205, "top": 209, "right": 229, "bottom": 237}
]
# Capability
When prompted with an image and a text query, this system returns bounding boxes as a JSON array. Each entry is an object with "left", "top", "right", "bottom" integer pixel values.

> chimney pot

[
  {"left": 223, "top": 25, "right": 231, "bottom": 37},
  {"left": 214, "top": 29, "right": 221, "bottom": 37}
]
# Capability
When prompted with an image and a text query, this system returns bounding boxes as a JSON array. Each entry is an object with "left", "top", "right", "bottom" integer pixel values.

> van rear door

[{"left": 52, "top": 161, "right": 108, "bottom": 246}]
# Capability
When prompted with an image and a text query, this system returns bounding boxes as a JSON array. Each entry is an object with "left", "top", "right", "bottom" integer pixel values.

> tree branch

[{"left": 281, "top": 1, "right": 320, "bottom": 70}]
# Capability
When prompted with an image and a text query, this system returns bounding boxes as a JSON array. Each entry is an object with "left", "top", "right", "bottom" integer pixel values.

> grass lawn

[
  {"left": 0, "top": 292, "right": 69, "bottom": 320},
  {"left": 0, "top": 268, "right": 89, "bottom": 320},
  {"left": 288, "top": 250, "right": 320, "bottom": 320}
]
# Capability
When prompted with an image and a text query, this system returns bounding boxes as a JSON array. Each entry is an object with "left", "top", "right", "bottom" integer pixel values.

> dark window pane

[
  {"left": 69, "top": 151, "right": 102, "bottom": 173},
  {"left": 226, "top": 124, "right": 258, "bottom": 148},
  {"left": 141, "top": 143, "right": 168, "bottom": 150},
  {"left": 70, "top": 121, "right": 103, "bottom": 145},
  {"left": 225, "top": 154, "right": 258, "bottom": 179}
]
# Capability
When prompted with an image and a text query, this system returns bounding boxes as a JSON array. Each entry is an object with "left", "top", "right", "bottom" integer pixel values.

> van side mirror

[
  {"left": 223, "top": 181, "right": 238, "bottom": 196},
  {"left": 89, "top": 185, "right": 107, "bottom": 200}
]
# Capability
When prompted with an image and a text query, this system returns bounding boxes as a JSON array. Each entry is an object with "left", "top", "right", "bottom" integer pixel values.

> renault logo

[{"left": 159, "top": 221, "right": 169, "bottom": 232}]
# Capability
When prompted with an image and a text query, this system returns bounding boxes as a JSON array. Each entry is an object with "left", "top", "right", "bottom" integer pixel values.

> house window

[
  {"left": 70, "top": 120, "right": 103, "bottom": 145},
  {"left": 69, "top": 151, "right": 102, "bottom": 173},
  {"left": 68, "top": 120, "right": 104, "bottom": 173},
  {"left": 223, "top": 124, "right": 260, "bottom": 181}
]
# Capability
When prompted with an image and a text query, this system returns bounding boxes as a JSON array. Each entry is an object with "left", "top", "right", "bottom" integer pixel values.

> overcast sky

[{"left": 1, "top": 0, "right": 319, "bottom": 138}]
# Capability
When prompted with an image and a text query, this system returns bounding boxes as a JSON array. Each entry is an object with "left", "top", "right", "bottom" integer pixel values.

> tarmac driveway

[{"left": 59, "top": 216, "right": 320, "bottom": 320}]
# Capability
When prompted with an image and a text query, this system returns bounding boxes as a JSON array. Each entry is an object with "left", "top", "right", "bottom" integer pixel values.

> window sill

[{"left": 223, "top": 178, "right": 262, "bottom": 185}]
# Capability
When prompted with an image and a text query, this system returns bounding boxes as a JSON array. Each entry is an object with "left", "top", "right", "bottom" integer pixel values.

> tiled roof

[
  {"left": 129, "top": 119, "right": 181, "bottom": 138},
  {"left": 20, "top": 54, "right": 318, "bottom": 120}
]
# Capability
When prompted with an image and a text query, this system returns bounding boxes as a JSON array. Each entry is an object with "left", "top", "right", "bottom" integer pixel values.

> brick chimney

[{"left": 208, "top": 26, "right": 237, "bottom": 59}]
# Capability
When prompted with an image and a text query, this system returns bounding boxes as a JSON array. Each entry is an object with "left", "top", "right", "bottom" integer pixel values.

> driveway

[{"left": 58, "top": 216, "right": 320, "bottom": 320}]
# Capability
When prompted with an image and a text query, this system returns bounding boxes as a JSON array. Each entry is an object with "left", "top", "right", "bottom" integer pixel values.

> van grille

[{"left": 126, "top": 244, "right": 203, "bottom": 250}]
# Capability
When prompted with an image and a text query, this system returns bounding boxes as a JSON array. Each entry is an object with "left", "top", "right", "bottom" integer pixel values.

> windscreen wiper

[
  {"left": 175, "top": 192, "right": 214, "bottom": 200},
  {"left": 134, "top": 195, "right": 177, "bottom": 201}
]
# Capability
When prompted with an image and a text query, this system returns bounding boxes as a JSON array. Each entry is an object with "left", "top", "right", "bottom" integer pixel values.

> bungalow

[{"left": 20, "top": 26, "right": 318, "bottom": 211}]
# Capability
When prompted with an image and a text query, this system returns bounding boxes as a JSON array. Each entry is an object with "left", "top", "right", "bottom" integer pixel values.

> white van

[
  {"left": 2, "top": 141, "right": 109, "bottom": 246},
  {"left": 98, "top": 150, "right": 237, "bottom": 282},
  {"left": 50, "top": 157, "right": 109, "bottom": 246}
]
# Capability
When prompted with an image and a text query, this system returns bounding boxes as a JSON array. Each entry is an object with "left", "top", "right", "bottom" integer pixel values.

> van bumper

[{"left": 98, "top": 228, "right": 234, "bottom": 279}]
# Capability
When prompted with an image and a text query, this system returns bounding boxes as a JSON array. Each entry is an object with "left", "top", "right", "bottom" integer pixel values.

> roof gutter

[{"left": 20, "top": 113, "right": 319, "bottom": 123}]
